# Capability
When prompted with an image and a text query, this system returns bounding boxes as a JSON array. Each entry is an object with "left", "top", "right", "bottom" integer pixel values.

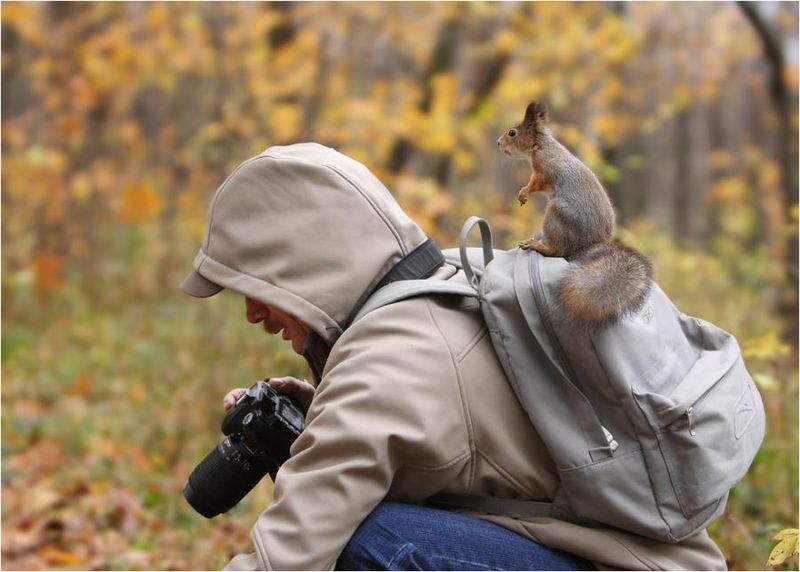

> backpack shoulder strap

[
  {"left": 352, "top": 279, "right": 478, "bottom": 324},
  {"left": 353, "top": 216, "right": 496, "bottom": 323},
  {"left": 442, "top": 246, "right": 501, "bottom": 278}
]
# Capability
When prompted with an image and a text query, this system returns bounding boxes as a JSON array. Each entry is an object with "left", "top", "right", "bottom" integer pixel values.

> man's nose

[{"left": 245, "top": 298, "right": 269, "bottom": 323}]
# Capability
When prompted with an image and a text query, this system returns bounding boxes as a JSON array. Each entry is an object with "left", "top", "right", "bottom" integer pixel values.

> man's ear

[{"left": 524, "top": 101, "right": 549, "bottom": 126}]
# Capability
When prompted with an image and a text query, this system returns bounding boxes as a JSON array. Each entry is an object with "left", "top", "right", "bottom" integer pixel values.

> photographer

[{"left": 180, "top": 143, "right": 726, "bottom": 570}]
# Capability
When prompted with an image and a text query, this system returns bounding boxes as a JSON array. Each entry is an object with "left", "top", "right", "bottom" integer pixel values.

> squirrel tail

[{"left": 557, "top": 242, "right": 653, "bottom": 330}]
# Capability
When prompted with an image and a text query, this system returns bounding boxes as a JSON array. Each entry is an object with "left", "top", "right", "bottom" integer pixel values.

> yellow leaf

[
  {"left": 118, "top": 120, "right": 141, "bottom": 144},
  {"left": 146, "top": 4, "right": 168, "bottom": 28},
  {"left": 753, "top": 373, "right": 779, "bottom": 392},
  {"left": 2, "top": 3, "right": 45, "bottom": 47},
  {"left": 759, "top": 162, "right": 781, "bottom": 189},
  {"left": 267, "top": 104, "right": 302, "bottom": 143},
  {"left": 70, "top": 173, "right": 92, "bottom": 201},
  {"left": 558, "top": 125, "right": 585, "bottom": 150},
  {"left": 1, "top": 2, "right": 33, "bottom": 24},
  {"left": 708, "top": 177, "right": 748, "bottom": 204},
  {"left": 454, "top": 149, "right": 476, "bottom": 175},
  {"left": 742, "top": 331, "right": 791, "bottom": 360},
  {"left": 776, "top": 528, "right": 800, "bottom": 541},
  {"left": 493, "top": 29, "right": 517, "bottom": 54},
  {"left": 673, "top": 83, "right": 692, "bottom": 109},
  {"left": 118, "top": 184, "right": 163, "bottom": 223},
  {"left": 768, "top": 528, "right": 799, "bottom": 567}
]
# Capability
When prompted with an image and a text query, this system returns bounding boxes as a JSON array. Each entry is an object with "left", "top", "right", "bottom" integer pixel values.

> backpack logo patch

[{"left": 734, "top": 383, "right": 757, "bottom": 439}]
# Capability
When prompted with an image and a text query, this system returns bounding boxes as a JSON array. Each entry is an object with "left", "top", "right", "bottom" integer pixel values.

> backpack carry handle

[{"left": 459, "top": 216, "right": 494, "bottom": 289}]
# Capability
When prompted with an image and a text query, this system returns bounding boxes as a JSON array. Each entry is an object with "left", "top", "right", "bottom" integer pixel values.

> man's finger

[
  {"left": 269, "top": 377, "right": 315, "bottom": 411},
  {"left": 223, "top": 388, "right": 247, "bottom": 411}
]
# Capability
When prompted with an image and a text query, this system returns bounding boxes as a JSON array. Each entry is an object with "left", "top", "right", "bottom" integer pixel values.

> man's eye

[{"left": 508, "top": 129, "right": 517, "bottom": 137}]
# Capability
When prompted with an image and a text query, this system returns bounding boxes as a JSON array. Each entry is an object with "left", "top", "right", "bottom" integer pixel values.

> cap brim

[{"left": 180, "top": 270, "right": 224, "bottom": 298}]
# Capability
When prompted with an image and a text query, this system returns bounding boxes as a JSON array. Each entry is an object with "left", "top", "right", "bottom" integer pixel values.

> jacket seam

[
  {"left": 251, "top": 520, "right": 273, "bottom": 570},
  {"left": 455, "top": 326, "right": 489, "bottom": 363},
  {"left": 474, "top": 448, "right": 542, "bottom": 499},
  {"left": 209, "top": 151, "right": 411, "bottom": 272},
  {"left": 402, "top": 450, "right": 470, "bottom": 472},
  {"left": 424, "top": 298, "right": 477, "bottom": 490},
  {"left": 519, "top": 523, "right": 655, "bottom": 570},
  {"left": 205, "top": 155, "right": 263, "bottom": 254},
  {"left": 593, "top": 533, "right": 657, "bottom": 570},
  {"left": 260, "top": 152, "right": 409, "bottom": 256},
  {"left": 322, "top": 161, "right": 408, "bottom": 255}
]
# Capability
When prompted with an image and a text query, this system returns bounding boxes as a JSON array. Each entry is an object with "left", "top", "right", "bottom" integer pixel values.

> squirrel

[{"left": 496, "top": 101, "right": 652, "bottom": 330}]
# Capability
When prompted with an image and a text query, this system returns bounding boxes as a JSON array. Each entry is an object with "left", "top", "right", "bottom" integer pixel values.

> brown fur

[
  {"left": 557, "top": 242, "right": 653, "bottom": 330},
  {"left": 498, "top": 101, "right": 653, "bottom": 329}
]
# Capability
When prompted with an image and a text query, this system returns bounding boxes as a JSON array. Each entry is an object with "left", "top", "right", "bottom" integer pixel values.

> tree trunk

[
  {"left": 737, "top": 1, "right": 799, "bottom": 344},
  {"left": 387, "top": 15, "right": 461, "bottom": 175},
  {"left": 674, "top": 109, "right": 692, "bottom": 242}
]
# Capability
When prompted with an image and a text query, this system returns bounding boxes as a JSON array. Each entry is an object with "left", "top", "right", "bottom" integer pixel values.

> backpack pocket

[
  {"left": 557, "top": 447, "right": 671, "bottom": 539},
  {"left": 633, "top": 316, "right": 765, "bottom": 517}
]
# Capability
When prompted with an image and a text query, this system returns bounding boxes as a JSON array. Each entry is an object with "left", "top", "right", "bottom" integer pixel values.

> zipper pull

[
  {"left": 602, "top": 425, "right": 619, "bottom": 453},
  {"left": 686, "top": 407, "right": 697, "bottom": 436}
]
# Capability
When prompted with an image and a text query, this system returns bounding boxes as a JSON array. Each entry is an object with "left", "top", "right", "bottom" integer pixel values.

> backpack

[{"left": 353, "top": 216, "right": 766, "bottom": 543}]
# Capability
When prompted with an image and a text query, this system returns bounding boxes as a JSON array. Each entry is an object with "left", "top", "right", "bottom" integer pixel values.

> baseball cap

[{"left": 180, "top": 269, "right": 224, "bottom": 298}]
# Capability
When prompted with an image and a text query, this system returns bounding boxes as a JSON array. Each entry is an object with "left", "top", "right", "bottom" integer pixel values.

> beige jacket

[{"left": 181, "top": 143, "right": 727, "bottom": 571}]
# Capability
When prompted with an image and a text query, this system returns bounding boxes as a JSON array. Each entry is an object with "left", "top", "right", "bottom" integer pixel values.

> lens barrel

[{"left": 183, "top": 437, "right": 267, "bottom": 518}]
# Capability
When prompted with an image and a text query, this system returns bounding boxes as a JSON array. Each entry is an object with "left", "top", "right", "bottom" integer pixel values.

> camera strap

[
  {"left": 303, "top": 238, "right": 445, "bottom": 385},
  {"left": 343, "top": 237, "right": 445, "bottom": 330},
  {"left": 302, "top": 332, "right": 331, "bottom": 386}
]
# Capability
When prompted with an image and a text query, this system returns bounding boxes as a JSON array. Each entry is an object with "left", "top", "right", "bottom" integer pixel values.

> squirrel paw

[
  {"left": 517, "top": 187, "right": 530, "bottom": 206},
  {"left": 519, "top": 238, "right": 558, "bottom": 256}
]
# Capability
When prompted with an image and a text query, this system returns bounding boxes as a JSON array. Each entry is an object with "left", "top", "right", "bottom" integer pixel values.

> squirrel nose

[{"left": 496, "top": 137, "right": 502, "bottom": 146}]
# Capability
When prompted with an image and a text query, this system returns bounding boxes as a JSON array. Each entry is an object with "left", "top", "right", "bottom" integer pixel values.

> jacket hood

[{"left": 180, "top": 143, "right": 429, "bottom": 346}]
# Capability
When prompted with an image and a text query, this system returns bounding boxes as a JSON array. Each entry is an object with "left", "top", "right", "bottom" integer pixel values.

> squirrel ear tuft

[{"left": 524, "top": 101, "right": 549, "bottom": 125}]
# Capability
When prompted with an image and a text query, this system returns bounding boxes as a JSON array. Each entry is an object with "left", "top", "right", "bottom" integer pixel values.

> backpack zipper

[
  {"left": 685, "top": 407, "right": 697, "bottom": 436},
  {"left": 529, "top": 253, "right": 581, "bottom": 388},
  {"left": 529, "top": 253, "right": 619, "bottom": 453}
]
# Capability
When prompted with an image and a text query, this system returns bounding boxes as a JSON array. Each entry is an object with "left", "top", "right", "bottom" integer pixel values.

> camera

[{"left": 183, "top": 379, "right": 306, "bottom": 518}]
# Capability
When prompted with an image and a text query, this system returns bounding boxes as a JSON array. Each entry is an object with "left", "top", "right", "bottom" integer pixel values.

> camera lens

[{"left": 183, "top": 437, "right": 268, "bottom": 518}]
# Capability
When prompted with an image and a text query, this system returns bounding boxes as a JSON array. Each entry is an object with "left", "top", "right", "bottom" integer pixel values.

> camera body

[
  {"left": 183, "top": 379, "right": 306, "bottom": 518},
  {"left": 221, "top": 380, "right": 305, "bottom": 472}
]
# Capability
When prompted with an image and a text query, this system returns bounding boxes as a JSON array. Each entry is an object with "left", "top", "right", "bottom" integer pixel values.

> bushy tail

[{"left": 557, "top": 242, "right": 653, "bottom": 330}]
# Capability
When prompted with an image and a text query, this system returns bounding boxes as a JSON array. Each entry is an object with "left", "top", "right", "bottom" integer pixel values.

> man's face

[{"left": 245, "top": 297, "right": 310, "bottom": 355}]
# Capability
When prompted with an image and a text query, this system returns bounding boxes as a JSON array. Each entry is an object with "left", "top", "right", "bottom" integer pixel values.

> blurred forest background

[{"left": 1, "top": 2, "right": 798, "bottom": 570}]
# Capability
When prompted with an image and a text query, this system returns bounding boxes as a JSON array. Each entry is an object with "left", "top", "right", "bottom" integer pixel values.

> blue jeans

[{"left": 337, "top": 502, "right": 595, "bottom": 571}]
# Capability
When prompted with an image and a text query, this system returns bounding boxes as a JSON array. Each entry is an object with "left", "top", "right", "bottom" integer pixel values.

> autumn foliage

[{"left": 2, "top": 3, "right": 797, "bottom": 570}]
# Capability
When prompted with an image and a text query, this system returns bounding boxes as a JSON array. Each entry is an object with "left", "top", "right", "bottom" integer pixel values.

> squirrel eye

[{"left": 508, "top": 129, "right": 517, "bottom": 137}]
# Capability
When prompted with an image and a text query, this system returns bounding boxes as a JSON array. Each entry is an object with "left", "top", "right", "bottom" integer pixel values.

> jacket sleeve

[{"left": 224, "top": 304, "right": 471, "bottom": 570}]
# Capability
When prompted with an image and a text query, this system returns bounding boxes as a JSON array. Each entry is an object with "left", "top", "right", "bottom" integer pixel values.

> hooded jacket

[{"left": 181, "top": 143, "right": 727, "bottom": 571}]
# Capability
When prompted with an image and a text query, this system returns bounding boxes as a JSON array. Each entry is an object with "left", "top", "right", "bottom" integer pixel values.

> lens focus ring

[{"left": 183, "top": 437, "right": 267, "bottom": 518}]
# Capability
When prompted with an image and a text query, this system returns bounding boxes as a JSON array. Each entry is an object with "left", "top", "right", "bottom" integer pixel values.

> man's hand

[
  {"left": 223, "top": 387, "right": 247, "bottom": 412},
  {"left": 268, "top": 376, "right": 315, "bottom": 411},
  {"left": 223, "top": 376, "right": 315, "bottom": 413}
]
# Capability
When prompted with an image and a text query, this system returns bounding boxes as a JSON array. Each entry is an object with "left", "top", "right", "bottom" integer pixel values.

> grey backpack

[{"left": 354, "top": 216, "right": 766, "bottom": 543}]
